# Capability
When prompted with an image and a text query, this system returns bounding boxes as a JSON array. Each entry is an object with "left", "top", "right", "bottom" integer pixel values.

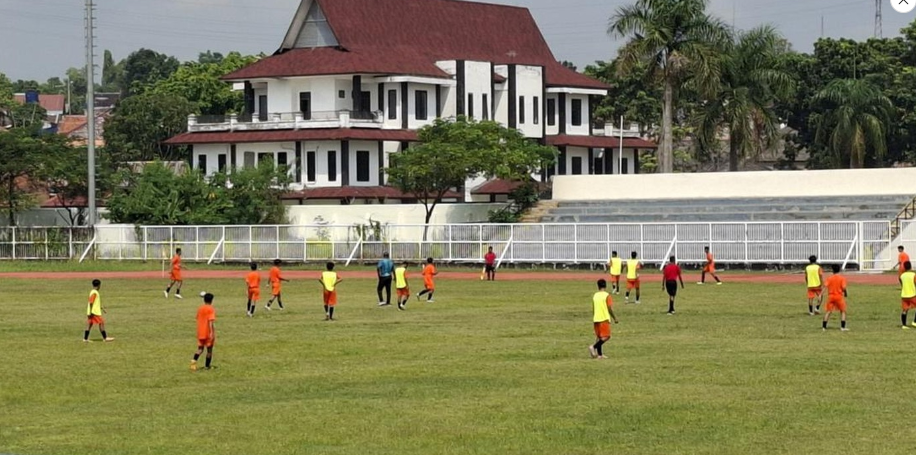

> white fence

[{"left": 0, "top": 221, "right": 896, "bottom": 270}]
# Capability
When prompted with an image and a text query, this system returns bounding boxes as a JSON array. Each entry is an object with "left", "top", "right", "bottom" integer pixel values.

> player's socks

[
  {"left": 100, "top": 331, "right": 108, "bottom": 339},
  {"left": 205, "top": 356, "right": 212, "bottom": 368},
  {"left": 808, "top": 305, "right": 814, "bottom": 314},
  {"left": 594, "top": 339, "right": 605, "bottom": 356},
  {"left": 841, "top": 320, "right": 846, "bottom": 329},
  {"left": 193, "top": 353, "right": 200, "bottom": 361},
  {"left": 822, "top": 320, "right": 828, "bottom": 329},
  {"left": 83, "top": 330, "right": 90, "bottom": 340},
  {"left": 328, "top": 307, "right": 335, "bottom": 320}
]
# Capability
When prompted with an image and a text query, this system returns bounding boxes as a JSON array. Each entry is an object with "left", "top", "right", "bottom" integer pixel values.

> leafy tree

[
  {"left": 210, "top": 161, "right": 291, "bottom": 224},
  {"left": 559, "top": 60, "right": 578, "bottom": 71},
  {"left": 149, "top": 52, "right": 260, "bottom": 115},
  {"left": 4, "top": 102, "right": 48, "bottom": 129},
  {"left": 104, "top": 92, "right": 195, "bottom": 162},
  {"left": 65, "top": 67, "right": 88, "bottom": 114},
  {"left": 696, "top": 25, "right": 795, "bottom": 171},
  {"left": 387, "top": 117, "right": 555, "bottom": 236},
  {"left": 584, "top": 59, "right": 662, "bottom": 133},
  {"left": 43, "top": 146, "right": 114, "bottom": 226},
  {"left": 101, "top": 50, "right": 123, "bottom": 93},
  {"left": 0, "top": 128, "right": 68, "bottom": 225},
  {"left": 11, "top": 80, "right": 39, "bottom": 92},
  {"left": 814, "top": 79, "right": 893, "bottom": 169},
  {"left": 0, "top": 73, "right": 12, "bottom": 101},
  {"left": 609, "top": 0, "right": 729, "bottom": 173},
  {"left": 197, "top": 51, "right": 225, "bottom": 65},
  {"left": 119, "top": 49, "right": 180, "bottom": 96}
]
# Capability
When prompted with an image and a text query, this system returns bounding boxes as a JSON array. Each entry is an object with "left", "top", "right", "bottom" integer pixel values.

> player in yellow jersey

[
  {"left": 608, "top": 251, "right": 622, "bottom": 295},
  {"left": 395, "top": 262, "right": 410, "bottom": 311},
  {"left": 319, "top": 262, "right": 343, "bottom": 321},
  {"left": 805, "top": 256, "right": 824, "bottom": 315},
  {"left": 588, "top": 279, "right": 619, "bottom": 360},
  {"left": 624, "top": 251, "right": 642, "bottom": 304},
  {"left": 900, "top": 262, "right": 916, "bottom": 329},
  {"left": 83, "top": 279, "right": 114, "bottom": 342}
]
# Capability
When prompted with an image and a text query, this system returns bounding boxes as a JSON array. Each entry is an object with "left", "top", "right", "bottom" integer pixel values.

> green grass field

[{"left": 2, "top": 274, "right": 914, "bottom": 455}]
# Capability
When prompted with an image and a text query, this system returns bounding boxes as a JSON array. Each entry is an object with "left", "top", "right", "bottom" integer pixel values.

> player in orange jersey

[
  {"left": 897, "top": 246, "right": 910, "bottom": 277},
  {"left": 698, "top": 246, "right": 722, "bottom": 285},
  {"left": 165, "top": 248, "right": 184, "bottom": 299},
  {"left": 319, "top": 262, "right": 342, "bottom": 321},
  {"left": 821, "top": 265, "right": 848, "bottom": 331},
  {"left": 266, "top": 259, "right": 289, "bottom": 311},
  {"left": 417, "top": 257, "right": 438, "bottom": 303},
  {"left": 245, "top": 262, "right": 260, "bottom": 317},
  {"left": 191, "top": 292, "right": 216, "bottom": 371}
]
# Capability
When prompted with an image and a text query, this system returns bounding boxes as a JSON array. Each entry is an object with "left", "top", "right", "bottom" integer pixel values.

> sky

[{"left": 0, "top": 0, "right": 914, "bottom": 81}]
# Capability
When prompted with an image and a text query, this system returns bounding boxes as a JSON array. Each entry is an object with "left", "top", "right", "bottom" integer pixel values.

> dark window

[
  {"left": 294, "top": 150, "right": 302, "bottom": 184},
  {"left": 299, "top": 92, "right": 312, "bottom": 120},
  {"left": 593, "top": 157, "right": 603, "bottom": 175},
  {"left": 519, "top": 96, "right": 525, "bottom": 124},
  {"left": 416, "top": 91, "right": 428, "bottom": 120},
  {"left": 328, "top": 150, "right": 337, "bottom": 182},
  {"left": 571, "top": 156, "right": 583, "bottom": 175},
  {"left": 243, "top": 152, "right": 255, "bottom": 168},
  {"left": 359, "top": 91, "right": 371, "bottom": 112},
  {"left": 338, "top": 90, "right": 346, "bottom": 99},
  {"left": 258, "top": 95, "right": 268, "bottom": 121},
  {"left": 533, "top": 96, "right": 540, "bottom": 125},
  {"left": 277, "top": 152, "right": 288, "bottom": 168},
  {"left": 547, "top": 98, "right": 556, "bottom": 126},
  {"left": 197, "top": 154, "right": 207, "bottom": 173},
  {"left": 571, "top": 99, "right": 583, "bottom": 126},
  {"left": 467, "top": 94, "right": 474, "bottom": 119},
  {"left": 258, "top": 152, "right": 273, "bottom": 168},
  {"left": 217, "top": 154, "right": 227, "bottom": 172},
  {"left": 622, "top": 157, "right": 629, "bottom": 175},
  {"left": 482, "top": 94, "right": 489, "bottom": 120},
  {"left": 388, "top": 90, "right": 397, "bottom": 120},
  {"left": 306, "top": 151, "right": 316, "bottom": 182},
  {"left": 356, "top": 150, "right": 370, "bottom": 182}
]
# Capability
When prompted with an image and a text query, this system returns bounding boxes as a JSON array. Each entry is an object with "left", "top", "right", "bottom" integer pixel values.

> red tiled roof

[
  {"left": 58, "top": 115, "right": 87, "bottom": 136},
  {"left": 283, "top": 186, "right": 462, "bottom": 200},
  {"left": 546, "top": 134, "right": 658, "bottom": 149},
  {"left": 224, "top": 0, "right": 607, "bottom": 90},
  {"left": 13, "top": 94, "right": 66, "bottom": 113},
  {"left": 472, "top": 179, "right": 525, "bottom": 195},
  {"left": 165, "top": 128, "right": 418, "bottom": 145}
]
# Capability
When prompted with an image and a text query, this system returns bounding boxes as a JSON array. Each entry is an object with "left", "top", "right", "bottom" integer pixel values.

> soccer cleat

[
  {"left": 397, "top": 303, "right": 404, "bottom": 311},
  {"left": 378, "top": 301, "right": 386, "bottom": 306},
  {"left": 822, "top": 327, "right": 827, "bottom": 331},
  {"left": 910, "top": 322, "right": 916, "bottom": 328},
  {"left": 427, "top": 299, "right": 435, "bottom": 303},
  {"left": 840, "top": 328, "right": 849, "bottom": 332},
  {"left": 82, "top": 339, "right": 91, "bottom": 343},
  {"left": 716, "top": 282, "right": 723, "bottom": 286},
  {"left": 175, "top": 294, "right": 182, "bottom": 300},
  {"left": 903, "top": 326, "right": 910, "bottom": 330},
  {"left": 265, "top": 305, "right": 271, "bottom": 311},
  {"left": 814, "top": 309, "right": 821, "bottom": 315},
  {"left": 164, "top": 290, "right": 169, "bottom": 299},
  {"left": 624, "top": 297, "right": 629, "bottom": 303},
  {"left": 667, "top": 311, "right": 675, "bottom": 316},
  {"left": 635, "top": 300, "right": 641, "bottom": 305},
  {"left": 597, "top": 355, "right": 608, "bottom": 359},
  {"left": 246, "top": 312, "right": 252, "bottom": 318},
  {"left": 588, "top": 345, "right": 597, "bottom": 358},
  {"left": 103, "top": 337, "right": 115, "bottom": 342},
  {"left": 696, "top": 282, "right": 704, "bottom": 285},
  {"left": 808, "top": 312, "right": 815, "bottom": 316},
  {"left": 190, "top": 361, "right": 198, "bottom": 372}
]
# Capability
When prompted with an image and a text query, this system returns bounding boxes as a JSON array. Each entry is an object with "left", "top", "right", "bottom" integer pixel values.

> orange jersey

[
  {"left": 422, "top": 264, "right": 437, "bottom": 279},
  {"left": 269, "top": 266, "right": 282, "bottom": 284},
  {"left": 171, "top": 255, "right": 181, "bottom": 271},
  {"left": 196, "top": 304, "right": 215, "bottom": 340},
  {"left": 706, "top": 253, "right": 714, "bottom": 264},
  {"left": 825, "top": 275, "right": 847, "bottom": 297},
  {"left": 246, "top": 271, "right": 260, "bottom": 290}
]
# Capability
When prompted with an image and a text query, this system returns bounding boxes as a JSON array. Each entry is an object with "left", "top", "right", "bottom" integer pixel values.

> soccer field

[{"left": 1, "top": 272, "right": 914, "bottom": 455}]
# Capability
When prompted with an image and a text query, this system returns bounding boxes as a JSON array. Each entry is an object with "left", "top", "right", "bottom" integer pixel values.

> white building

[{"left": 166, "top": 0, "right": 656, "bottom": 204}]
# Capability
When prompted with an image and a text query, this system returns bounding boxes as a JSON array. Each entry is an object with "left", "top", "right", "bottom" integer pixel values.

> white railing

[
  {"left": 0, "top": 221, "right": 894, "bottom": 270},
  {"left": 187, "top": 110, "right": 383, "bottom": 133}
]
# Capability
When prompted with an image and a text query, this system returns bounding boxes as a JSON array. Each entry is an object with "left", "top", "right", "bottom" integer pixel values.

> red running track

[{"left": 0, "top": 270, "right": 899, "bottom": 286}]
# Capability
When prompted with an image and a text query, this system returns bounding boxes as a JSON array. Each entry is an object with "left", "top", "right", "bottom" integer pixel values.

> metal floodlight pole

[
  {"left": 618, "top": 116, "right": 624, "bottom": 175},
  {"left": 86, "top": 0, "right": 97, "bottom": 226}
]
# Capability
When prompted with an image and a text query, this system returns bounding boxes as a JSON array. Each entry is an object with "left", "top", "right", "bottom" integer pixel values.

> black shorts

[
  {"left": 485, "top": 265, "right": 495, "bottom": 272},
  {"left": 665, "top": 280, "right": 678, "bottom": 297}
]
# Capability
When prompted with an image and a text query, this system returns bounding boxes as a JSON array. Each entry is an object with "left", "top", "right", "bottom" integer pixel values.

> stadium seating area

[{"left": 538, "top": 195, "right": 914, "bottom": 223}]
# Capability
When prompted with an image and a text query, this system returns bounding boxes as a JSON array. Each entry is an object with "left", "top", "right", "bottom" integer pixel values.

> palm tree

[
  {"left": 609, "top": 0, "right": 729, "bottom": 173},
  {"left": 696, "top": 25, "right": 795, "bottom": 171},
  {"left": 814, "top": 79, "right": 893, "bottom": 169}
]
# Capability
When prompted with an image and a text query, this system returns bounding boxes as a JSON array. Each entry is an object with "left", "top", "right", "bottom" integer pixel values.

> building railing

[
  {"left": 187, "top": 110, "right": 383, "bottom": 133},
  {"left": 0, "top": 221, "right": 896, "bottom": 270}
]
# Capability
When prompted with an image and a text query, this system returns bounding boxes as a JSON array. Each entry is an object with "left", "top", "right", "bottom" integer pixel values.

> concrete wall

[
  {"left": 287, "top": 203, "right": 507, "bottom": 226},
  {"left": 514, "top": 65, "right": 544, "bottom": 138},
  {"left": 465, "top": 60, "right": 493, "bottom": 120},
  {"left": 553, "top": 168, "right": 916, "bottom": 201}
]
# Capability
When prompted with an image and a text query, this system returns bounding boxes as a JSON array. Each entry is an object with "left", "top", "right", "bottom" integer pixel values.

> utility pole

[
  {"left": 820, "top": 15, "right": 824, "bottom": 38},
  {"left": 875, "top": 0, "right": 883, "bottom": 38},
  {"left": 85, "top": 0, "right": 97, "bottom": 226}
]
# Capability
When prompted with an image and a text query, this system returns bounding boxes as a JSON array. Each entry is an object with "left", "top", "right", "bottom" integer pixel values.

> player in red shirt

[
  {"left": 484, "top": 246, "right": 497, "bottom": 281},
  {"left": 662, "top": 256, "right": 685, "bottom": 315},
  {"left": 191, "top": 292, "right": 216, "bottom": 371}
]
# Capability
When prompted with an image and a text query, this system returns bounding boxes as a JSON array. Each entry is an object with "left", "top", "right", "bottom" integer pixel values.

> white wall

[
  {"left": 564, "top": 147, "right": 590, "bottom": 175},
  {"left": 407, "top": 83, "right": 438, "bottom": 129},
  {"left": 287, "top": 203, "right": 508, "bottom": 225},
  {"left": 267, "top": 79, "right": 292, "bottom": 113},
  {"left": 545, "top": 94, "right": 559, "bottom": 136},
  {"left": 381, "top": 82, "right": 401, "bottom": 128},
  {"left": 602, "top": 148, "right": 638, "bottom": 175},
  {"left": 301, "top": 140, "right": 343, "bottom": 187},
  {"left": 514, "top": 64, "right": 544, "bottom": 138},
  {"left": 348, "top": 140, "right": 381, "bottom": 186},
  {"left": 553, "top": 168, "right": 916, "bottom": 201},
  {"left": 464, "top": 61, "right": 493, "bottom": 121},
  {"left": 195, "top": 143, "right": 231, "bottom": 176},
  {"left": 564, "top": 94, "right": 590, "bottom": 136}
]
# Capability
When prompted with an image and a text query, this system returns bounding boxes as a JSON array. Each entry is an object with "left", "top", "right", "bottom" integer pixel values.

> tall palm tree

[
  {"left": 696, "top": 25, "right": 795, "bottom": 171},
  {"left": 609, "top": 0, "right": 729, "bottom": 173},
  {"left": 814, "top": 79, "right": 893, "bottom": 169}
]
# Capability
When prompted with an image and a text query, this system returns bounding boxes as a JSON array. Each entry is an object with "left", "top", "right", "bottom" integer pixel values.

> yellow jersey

[
  {"left": 321, "top": 271, "right": 339, "bottom": 291},
  {"left": 592, "top": 291, "right": 611, "bottom": 322},
  {"left": 609, "top": 257, "right": 622, "bottom": 276},
  {"left": 902, "top": 271, "right": 916, "bottom": 298},
  {"left": 805, "top": 264, "right": 822, "bottom": 287},
  {"left": 395, "top": 267, "right": 408, "bottom": 289},
  {"left": 626, "top": 259, "right": 640, "bottom": 280},
  {"left": 87, "top": 289, "right": 102, "bottom": 316}
]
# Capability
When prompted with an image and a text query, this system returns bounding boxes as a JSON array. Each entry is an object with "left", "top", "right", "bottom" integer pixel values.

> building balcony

[{"left": 187, "top": 110, "right": 383, "bottom": 133}]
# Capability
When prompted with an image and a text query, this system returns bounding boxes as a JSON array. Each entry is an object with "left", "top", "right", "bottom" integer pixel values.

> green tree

[
  {"left": 4, "top": 102, "right": 48, "bottom": 129},
  {"left": 696, "top": 25, "right": 795, "bottom": 171},
  {"left": 387, "top": 117, "right": 555, "bottom": 235},
  {"left": 11, "top": 80, "right": 39, "bottom": 92},
  {"left": 104, "top": 92, "right": 195, "bottom": 162},
  {"left": 211, "top": 161, "right": 291, "bottom": 224},
  {"left": 65, "top": 67, "right": 88, "bottom": 113},
  {"left": 44, "top": 146, "right": 114, "bottom": 226},
  {"left": 101, "top": 50, "right": 123, "bottom": 92},
  {"left": 814, "top": 79, "right": 893, "bottom": 169},
  {"left": 584, "top": 59, "right": 662, "bottom": 133},
  {"left": 119, "top": 49, "right": 180, "bottom": 96},
  {"left": 197, "top": 51, "right": 225, "bottom": 65},
  {"left": 149, "top": 52, "right": 260, "bottom": 115},
  {"left": 0, "top": 128, "right": 68, "bottom": 225},
  {"left": 609, "top": 0, "right": 729, "bottom": 173}
]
